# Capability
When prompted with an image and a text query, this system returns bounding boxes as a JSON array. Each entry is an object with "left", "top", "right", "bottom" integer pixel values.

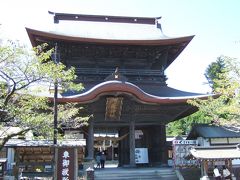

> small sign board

[
  {"left": 172, "top": 139, "right": 198, "bottom": 168},
  {"left": 57, "top": 147, "right": 76, "bottom": 180},
  {"left": 172, "top": 140, "right": 197, "bottom": 145},
  {"left": 135, "top": 148, "right": 149, "bottom": 164}
]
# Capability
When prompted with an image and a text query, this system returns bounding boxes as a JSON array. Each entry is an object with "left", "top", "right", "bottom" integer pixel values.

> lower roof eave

[{"left": 52, "top": 81, "right": 216, "bottom": 105}]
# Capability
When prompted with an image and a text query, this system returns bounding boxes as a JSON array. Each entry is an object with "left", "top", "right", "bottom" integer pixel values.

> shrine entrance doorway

[{"left": 93, "top": 128, "right": 127, "bottom": 164}]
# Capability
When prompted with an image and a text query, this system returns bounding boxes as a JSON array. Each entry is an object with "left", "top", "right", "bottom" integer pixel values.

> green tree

[
  {"left": 166, "top": 111, "right": 211, "bottom": 136},
  {"left": 204, "top": 56, "right": 229, "bottom": 92},
  {"left": 167, "top": 56, "right": 240, "bottom": 136},
  {"left": 0, "top": 40, "right": 88, "bottom": 150},
  {"left": 188, "top": 56, "right": 240, "bottom": 125}
]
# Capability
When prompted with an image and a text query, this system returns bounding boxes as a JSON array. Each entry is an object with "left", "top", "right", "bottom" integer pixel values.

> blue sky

[{"left": 1, "top": 0, "right": 240, "bottom": 93}]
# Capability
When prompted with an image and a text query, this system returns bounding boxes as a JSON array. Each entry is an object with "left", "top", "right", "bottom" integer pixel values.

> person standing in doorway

[
  {"left": 18, "top": 168, "right": 23, "bottom": 180},
  {"left": 213, "top": 166, "right": 221, "bottom": 180},
  {"left": 100, "top": 151, "right": 106, "bottom": 168},
  {"left": 96, "top": 152, "right": 101, "bottom": 169}
]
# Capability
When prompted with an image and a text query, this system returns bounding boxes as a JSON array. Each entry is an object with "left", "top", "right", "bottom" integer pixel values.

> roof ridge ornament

[
  {"left": 155, "top": 17, "right": 163, "bottom": 32},
  {"left": 236, "top": 144, "right": 240, "bottom": 150},
  {"left": 104, "top": 67, "right": 128, "bottom": 82}
]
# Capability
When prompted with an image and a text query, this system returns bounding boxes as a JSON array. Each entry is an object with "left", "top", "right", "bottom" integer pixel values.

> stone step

[
  {"left": 95, "top": 175, "right": 178, "bottom": 180},
  {"left": 95, "top": 176, "right": 178, "bottom": 180},
  {"left": 94, "top": 168, "right": 178, "bottom": 180}
]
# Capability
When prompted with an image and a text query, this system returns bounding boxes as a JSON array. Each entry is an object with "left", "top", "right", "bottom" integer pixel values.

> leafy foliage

[
  {"left": 204, "top": 56, "right": 229, "bottom": 91},
  {"left": 166, "top": 111, "right": 211, "bottom": 136},
  {"left": 167, "top": 56, "right": 240, "bottom": 136},
  {"left": 188, "top": 56, "right": 240, "bottom": 125},
  {"left": 0, "top": 40, "right": 89, "bottom": 149}
]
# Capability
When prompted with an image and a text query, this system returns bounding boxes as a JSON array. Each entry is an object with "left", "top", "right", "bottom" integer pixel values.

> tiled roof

[
  {"left": 57, "top": 80, "right": 213, "bottom": 104},
  {"left": 26, "top": 13, "right": 193, "bottom": 46},
  {"left": 187, "top": 124, "right": 240, "bottom": 139},
  {"left": 72, "top": 81, "right": 205, "bottom": 97},
  {"left": 5, "top": 139, "right": 86, "bottom": 147},
  {"left": 29, "top": 12, "right": 175, "bottom": 41},
  {"left": 190, "top": 146, "right": 240, "bottom": 160},
  {"left": 50, "top": 21, "right": 169, "bottom": 40}
]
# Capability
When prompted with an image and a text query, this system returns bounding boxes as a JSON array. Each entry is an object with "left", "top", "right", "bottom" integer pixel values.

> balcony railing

[{"left": 75, "top": 68, "right": 164, "bottom": 76}]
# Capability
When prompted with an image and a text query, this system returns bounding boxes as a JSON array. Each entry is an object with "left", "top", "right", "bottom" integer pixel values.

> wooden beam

[
  {"left": 93, "top": 121, "right": 165, "bottom": 127},
  {"left": 129, "top": 119, "right": 136, "bottom": 167}
]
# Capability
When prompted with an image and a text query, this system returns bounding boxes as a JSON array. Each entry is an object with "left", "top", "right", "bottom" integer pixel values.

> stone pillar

[
  {"left": 54, "top": 148, "right": 58, "bottom": 180},
  {"left": 129, "top": 119, "right": 136, "bottom": 167},
  {"left": 74, "top": 147, "right": 78, "bottom": 180},
  {"left": 200, "top": 161, "right": 204, "bottom": 177},
  {"left": 228, "top": 159, "right": 233, "bottom": 174},
  {"left": 87, "top": 119, "right": 94, "bottom": 160}
]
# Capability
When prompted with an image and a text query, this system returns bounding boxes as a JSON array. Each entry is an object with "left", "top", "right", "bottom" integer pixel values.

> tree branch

[
  {"left": 0, "top": 128, "right": 30, "bottom": 151},
  {"left": 15, "top": 77, "right": 43, "bottom": 91}
]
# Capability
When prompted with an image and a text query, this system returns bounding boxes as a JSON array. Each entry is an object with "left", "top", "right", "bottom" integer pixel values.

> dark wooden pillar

[
  {"left": 160, "top": 125, "right": 168, "bottom": 165},
  {"left": 129, "top": 119, "right": 136, "bottom": 167},
  {"left": 86, "top": 119, "right": 94, "bottom": 160},
  {"left": 118, "top": 127, "right": 129, "bottom": 166},
  {"left": 147, "top": 124, "right": 167, "bottom": 166}
]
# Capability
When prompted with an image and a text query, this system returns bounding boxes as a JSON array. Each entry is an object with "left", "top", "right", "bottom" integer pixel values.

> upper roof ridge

[{"left": 48, "top": 11, "right": 161, "bottom": 25}]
